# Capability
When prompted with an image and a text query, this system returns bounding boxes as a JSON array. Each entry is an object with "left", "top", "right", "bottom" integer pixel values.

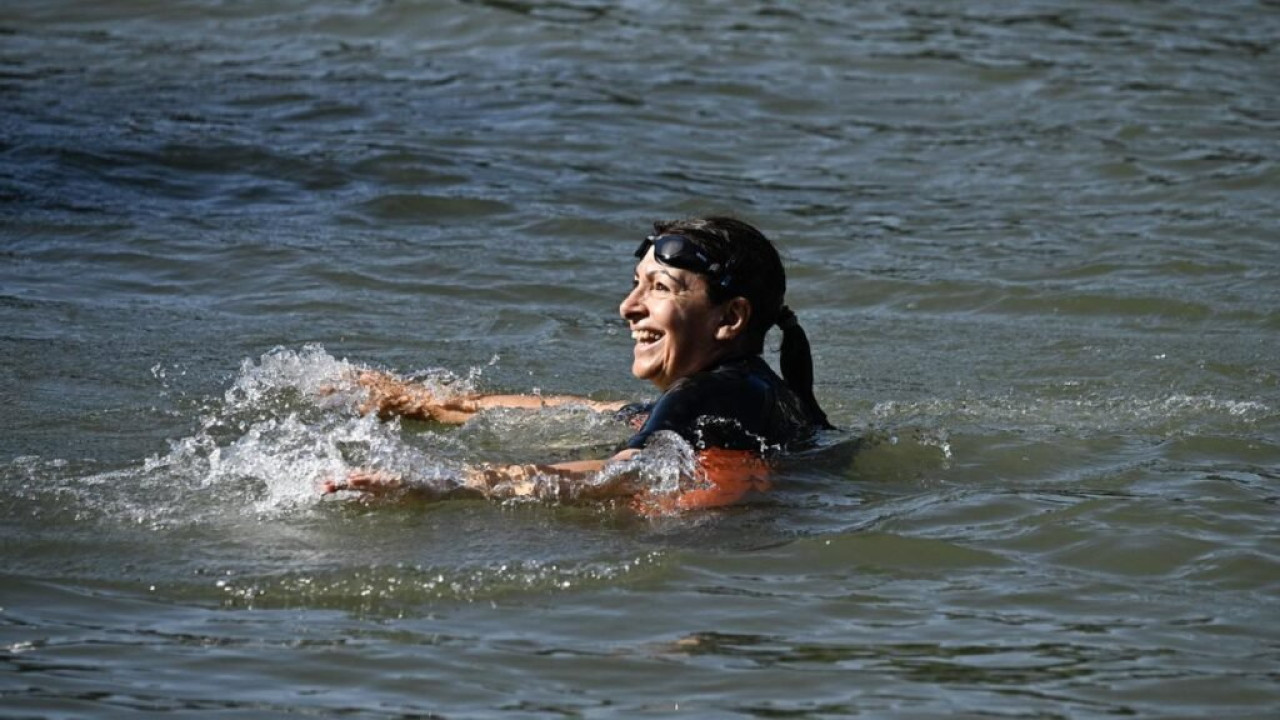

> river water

[{"left": 2, "top": 1, "right": 1278, "bottom": 717}]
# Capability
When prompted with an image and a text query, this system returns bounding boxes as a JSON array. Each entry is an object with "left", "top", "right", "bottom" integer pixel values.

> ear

[{"left": 714, "top": 297, "right": 752, "bottom": 341}]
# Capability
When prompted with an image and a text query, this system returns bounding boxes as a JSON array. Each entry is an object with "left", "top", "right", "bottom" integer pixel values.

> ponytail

[
  {"left": 776, "top": 306, "right": 833, "bottom": 429},
  {"left": 648, "top": 216, "right": 832, "bottom": 429}
]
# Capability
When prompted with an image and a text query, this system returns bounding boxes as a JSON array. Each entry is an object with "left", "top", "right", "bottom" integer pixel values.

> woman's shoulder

[
  {"left": 662, "top": 357, "right": 790, "bottom": 427},
  {"left": 675, "top": 355, "right": 778, "bottom": 393}
]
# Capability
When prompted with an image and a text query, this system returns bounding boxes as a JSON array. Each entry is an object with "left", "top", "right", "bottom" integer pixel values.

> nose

[{"left": 619, "top": 283, "right": 645, "bottom": 323}]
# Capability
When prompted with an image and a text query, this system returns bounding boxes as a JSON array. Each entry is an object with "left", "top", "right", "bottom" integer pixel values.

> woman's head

[
  {"left": 619, "top": 216, "right": 832, "bottom": 427},
  {"left": 620, "top": 227, "right": 749, "bottom": 390},
  {"left": 645, "top": 216, "right": 786, "bottom": 354}
]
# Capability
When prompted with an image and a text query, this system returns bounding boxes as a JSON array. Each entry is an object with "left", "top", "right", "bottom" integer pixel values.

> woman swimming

[{"left": 326, "top": 216, "right": 831, "bottom": 510}]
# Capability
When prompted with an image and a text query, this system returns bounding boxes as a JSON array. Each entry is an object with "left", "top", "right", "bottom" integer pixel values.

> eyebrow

[{"left": 636, "top": 266, "right": 688, "bottom": 288}]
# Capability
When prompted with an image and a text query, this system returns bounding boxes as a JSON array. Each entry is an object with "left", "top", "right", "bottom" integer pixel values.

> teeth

[{"left": 631, "top": 330, "right": 661, "bottom": 344}]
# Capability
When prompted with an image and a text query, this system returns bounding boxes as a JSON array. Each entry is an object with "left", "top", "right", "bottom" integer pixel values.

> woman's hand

[
  {"left": 354, "top": 370, "right": 479, "bottom": 423},
  {"left": 320, "top": 468, "right": 405, "bottom": 495}
]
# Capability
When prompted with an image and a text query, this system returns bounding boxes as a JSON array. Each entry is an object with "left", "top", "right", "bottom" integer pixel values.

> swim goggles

[{"left": 634, "top": 234, "right": 734, "bottom": 292}]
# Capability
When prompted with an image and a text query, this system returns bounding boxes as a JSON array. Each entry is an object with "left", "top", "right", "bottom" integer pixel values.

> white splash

[{"left": 138, "top": 345, "right": 474, "bottom": 517}]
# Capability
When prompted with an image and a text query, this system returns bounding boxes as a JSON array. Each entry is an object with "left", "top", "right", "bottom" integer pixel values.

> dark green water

[{"left": 2, "top": 1, "right": 1278, "bottom": 717}]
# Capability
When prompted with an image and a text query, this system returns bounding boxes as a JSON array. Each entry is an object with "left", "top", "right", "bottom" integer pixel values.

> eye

[{"left": 655, "top": 281, "right": 670, "bottom": 293}]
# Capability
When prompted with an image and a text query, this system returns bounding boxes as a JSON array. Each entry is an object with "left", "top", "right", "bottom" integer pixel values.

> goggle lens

[{"left": 634, "top": 234, "right": 725, "bottom": 279}]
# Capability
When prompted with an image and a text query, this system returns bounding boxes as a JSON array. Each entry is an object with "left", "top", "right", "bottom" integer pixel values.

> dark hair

[{"left": 651, "top": 216, "right": 832, "bottom": 429}]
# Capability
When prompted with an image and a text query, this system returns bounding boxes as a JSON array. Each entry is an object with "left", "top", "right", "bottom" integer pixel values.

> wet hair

[{"left": 651, "top": 216, "right": 833, "bottom": 429}]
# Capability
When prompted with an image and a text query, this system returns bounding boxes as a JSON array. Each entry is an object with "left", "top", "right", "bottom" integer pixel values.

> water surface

[{"left": 2, "top": 1, "right": 1278, "bottom": 717}]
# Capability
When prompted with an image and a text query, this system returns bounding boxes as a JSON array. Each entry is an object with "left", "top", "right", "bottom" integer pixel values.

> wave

[{"left": 870, "top": 391, "right": 1273, "bottom": 438}]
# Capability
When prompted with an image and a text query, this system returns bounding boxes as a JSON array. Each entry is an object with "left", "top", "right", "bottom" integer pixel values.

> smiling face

[{"left": 619, "top": 248, "right": 735, "bottom": 391}]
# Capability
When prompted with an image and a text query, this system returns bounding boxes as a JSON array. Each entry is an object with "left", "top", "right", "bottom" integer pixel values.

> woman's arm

[
  {"left": 323, "top": 450, "right": 642, "bottom": 501},
  {"left": 324, "top": 446, "right": 771, "bottom": 513},
  {"left": 355, "top": 370, "right": 628, "bottom": 423},
  {"left": 460, "top": 453, "right": 641, "bottom": 502}
]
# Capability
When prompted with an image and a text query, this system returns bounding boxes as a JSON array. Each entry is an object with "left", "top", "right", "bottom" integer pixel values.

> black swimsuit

[{"left": 621, "top": 355, "right": 820, "bottom": 454}]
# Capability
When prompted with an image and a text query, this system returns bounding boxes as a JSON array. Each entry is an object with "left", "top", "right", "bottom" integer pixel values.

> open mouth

[{"left": 631, "top": 329, "right": 663, "bottom": 346}]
